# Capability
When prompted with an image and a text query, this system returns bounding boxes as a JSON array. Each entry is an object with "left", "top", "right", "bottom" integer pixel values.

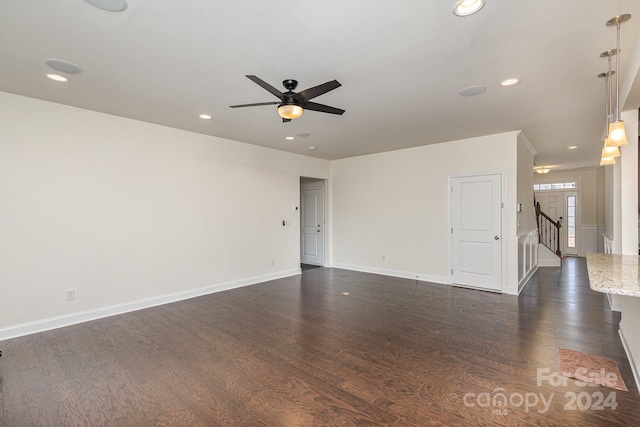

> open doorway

[
  {"left": 535, "top": 184, "right": 580, "bottom": 256},
  {"left": 300, "top": 177, "right": 326, "bottom": 269}
]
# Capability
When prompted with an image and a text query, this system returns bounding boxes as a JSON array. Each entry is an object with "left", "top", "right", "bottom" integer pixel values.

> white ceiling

[{"left": 2, "top": 0, "right": 640, "bottom": 169}]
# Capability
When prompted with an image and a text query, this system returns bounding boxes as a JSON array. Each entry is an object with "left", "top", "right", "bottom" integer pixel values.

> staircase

[{"left": 535, "top": 201, "right": 562, "bottom": 266}]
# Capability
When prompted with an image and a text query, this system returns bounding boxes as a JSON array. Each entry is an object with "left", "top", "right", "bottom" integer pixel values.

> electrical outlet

[{"left": 65, "top": 289, "right": 75, "bottom": 301}]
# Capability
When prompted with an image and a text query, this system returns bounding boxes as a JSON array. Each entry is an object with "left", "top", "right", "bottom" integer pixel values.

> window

[
  {"left": 567, "top": 195, "right": 576, "bottom": 248},
  {"left": 533, "top": 182, "right": 576, "bottom": 191}
]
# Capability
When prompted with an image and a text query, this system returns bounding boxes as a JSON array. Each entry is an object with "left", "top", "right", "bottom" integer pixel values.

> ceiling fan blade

[
  {"left": 229, "top": 101, "right": 279, "bottom": 108},
  {"left": 296, "top": 80, "right": 341, "bottom": 101},
  {"left": 246, "top": 75, "right": 284, "bottom": 99},
  {"left": 283, "top": 118, "right": 291, "bottom": 123},
  {"left": 304, "top": 101, "right": 345, "bottom": 115}
]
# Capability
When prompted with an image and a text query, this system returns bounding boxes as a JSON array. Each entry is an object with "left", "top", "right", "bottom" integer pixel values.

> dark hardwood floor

[{"left": 1, "top": 257, "right": 639, "bottom": 426}]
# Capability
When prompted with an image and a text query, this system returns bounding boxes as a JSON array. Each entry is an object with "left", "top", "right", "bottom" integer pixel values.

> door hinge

[
  {"left": 451, "top": 186, "right": 454, "bottom": 193},
  {"left": 501, "top": 202, "right": 504, "bottom": 208},
  {"left": 451, "top": 268, "right": 453, "bottom": 275},
  {"left": 451, "top": 227, "right": 453, "bottom": 234}
]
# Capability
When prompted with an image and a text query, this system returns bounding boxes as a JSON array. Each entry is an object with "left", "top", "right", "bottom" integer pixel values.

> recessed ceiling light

[
  {"left": 458, "top": 85, "right": 486, "bottom": 96},
  {"left": 84, "top": 0, "right": 128, "bottom": 12},
  {"left": 285, "top": 136, "right": 295, "bottom": 140},
  {"left": 309, "top": 146, "right": 316, "bottom": 150},
  {"left": 500, "top": 78, "right": 520, "bottom": 87},
  {"left": 568, "top": 146, "right": 578, "bottom": 149},
  {"left": 46, "top": 73, "right": 69, "bottom": 82},
  {"left": 46, "top": 58, "right": 82, "bottom": 74},
  {"left": 454, "top": 0, "right": 485, "bottom": 17},
  {"left": 199, "top": 114, "right": 212, "bottom": 120}
]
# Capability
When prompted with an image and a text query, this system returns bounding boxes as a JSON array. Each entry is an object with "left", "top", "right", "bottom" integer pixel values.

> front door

[
  {"left": 451, "top": 173, "right": 503, "bottom": 292},
  {"left": 301, "top": 187, "right": 324, "bottom": 265}
]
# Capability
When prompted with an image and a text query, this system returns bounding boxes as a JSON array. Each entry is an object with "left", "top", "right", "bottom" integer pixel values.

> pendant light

[
  {"left": 602, "top": 146, "right": 620, "bottom": 159},
  {"left": 600, "top": 155, "right": 617, "bottom": 166},
  {"left": 603, "top": 145, "right": 621, "bottom": 157},
  {"left": 598, "top": 68, "right": 620, "bottom": 158},
  {"left": 600, "top": 71, "right": 618, "bottom": 169},
  {"left": 599, "top": 50, "right": 615, "bottom": 142},
  {"left": 605, "top": 14, "right": 631, "bottom": 147}
]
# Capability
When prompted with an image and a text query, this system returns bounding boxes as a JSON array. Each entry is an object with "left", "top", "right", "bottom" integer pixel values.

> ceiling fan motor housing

[
  {"left": 283, "top": 79, "right": 298, "bottom": 91},
  {"left": 280, "top": 93, "right": 300, "bottom": 107}
]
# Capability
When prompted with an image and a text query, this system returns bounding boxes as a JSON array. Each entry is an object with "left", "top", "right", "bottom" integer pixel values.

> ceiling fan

[{"left": 230, "top": 75, "right": 345, "bottom": 122}]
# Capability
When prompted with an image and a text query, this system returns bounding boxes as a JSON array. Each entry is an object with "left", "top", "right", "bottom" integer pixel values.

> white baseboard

[
  {"left": 608, "top": 293, "right": 623, "bottom": 312},
  {"left": 619, "top": 328, "right": 640, "bottom": 393},
  {"left": 518, "top": 264, "right": 539, "bottom": 294},
  {"left": 0, "top": 269, "right": 301, "bottom": 341},
  {"left": 331, "top": 263, "right": 448, "bottom": 285}
]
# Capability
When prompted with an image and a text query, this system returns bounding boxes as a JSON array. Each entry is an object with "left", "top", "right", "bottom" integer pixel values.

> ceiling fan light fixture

[
  {"left": 454, "top": 0, "right": 485, "bottom": 16},
  {"left": 278, "top": 104, "right": 303, "bottom": 120},
  {"left": 606, "top": 120, "right": 628, "bottom": 146}
]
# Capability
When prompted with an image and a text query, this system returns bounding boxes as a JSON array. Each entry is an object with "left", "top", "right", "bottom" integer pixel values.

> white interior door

[
  {"left": 301, "top": 187, "right": 324, "bottom": 265},
  {"left": 451, "top": 173, "right": 502, "bottom": 292}
]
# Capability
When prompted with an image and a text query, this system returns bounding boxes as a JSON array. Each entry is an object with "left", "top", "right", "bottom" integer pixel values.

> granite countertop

[{"left": 586, "top": 253, "right": 640, "bottom": 297}]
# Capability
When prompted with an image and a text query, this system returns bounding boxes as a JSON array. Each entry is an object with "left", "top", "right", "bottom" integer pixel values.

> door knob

[
  {"left": 494, "top": 236, "right": 500, "bottom": 240},
  {"left": 317, "top": 230, "right": 321, "bottom": 233}
]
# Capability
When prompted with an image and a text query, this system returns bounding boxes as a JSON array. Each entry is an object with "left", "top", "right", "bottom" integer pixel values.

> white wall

[
  {"left": 605, "top": 164, "right": 618, "bottom": 248},
  {"left": 597, "top": 167, "right": 605, "bottom": 252},
  {"left": 620, "top": 295, "right": 640, "bottom": 389},
  {"left": 517, "top": 133, "right": 536, "bottom": 233},
  {"left": 330, "top": 131, "right": 520, "bottom": 294},
  {"left": 517, "top": 133, "right": 538, "bottom": 289},
  {"left": 615, "top": 109, "right": 640, "bottom": 390},
  {"left": 0, "top": 92, "right": 329, "bottom": 335},
  {"left": 619, "top": 110, "right": 639, "bottom": 255}
]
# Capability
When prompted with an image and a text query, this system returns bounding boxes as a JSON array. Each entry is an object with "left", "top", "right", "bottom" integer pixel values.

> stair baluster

[{"left": 535, "top": 202, "right": 562, "bottom": 258}]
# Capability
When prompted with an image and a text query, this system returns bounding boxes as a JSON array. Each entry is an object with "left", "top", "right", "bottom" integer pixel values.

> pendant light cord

[
  {"left": 608, "top": 56, "right": 613, "bottom": 127},
  {"left": 615, "top": 22, "right": 621, "bottom": 122}
]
